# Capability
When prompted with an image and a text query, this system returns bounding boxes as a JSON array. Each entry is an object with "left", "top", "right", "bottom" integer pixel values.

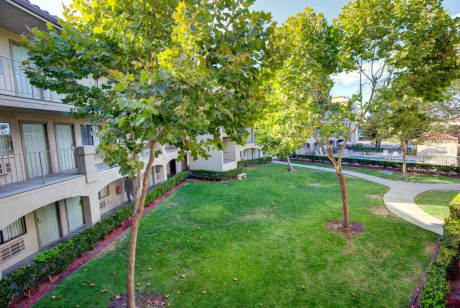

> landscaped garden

[
  {"left": 34, "top": 164, "right": 438, "bottom": 307},
  {"left": 415, "top": 190, "right": 460, "bottom": 220}
]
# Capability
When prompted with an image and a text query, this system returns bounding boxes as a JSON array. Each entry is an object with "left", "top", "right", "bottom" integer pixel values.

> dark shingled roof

[{"left": 9, "top": 0, "right": 60, "bottom": 26}]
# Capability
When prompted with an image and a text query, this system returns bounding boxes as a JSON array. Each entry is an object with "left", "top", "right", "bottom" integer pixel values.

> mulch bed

[
  {"left": 447, "top": 262, "right": 460, "bottom": 308},
  {"left": 108, "top": 291, "right": 166, "bottom": 308},
  {"left": 325, "top": 220, "right": 364, "bottom": 236},
  {"left": 10, "top": 180, "right": 188, "bottom": 308}
]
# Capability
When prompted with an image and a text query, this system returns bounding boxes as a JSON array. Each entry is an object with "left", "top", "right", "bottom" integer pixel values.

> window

[
  {"left": 0, "top": 162, "right": 11, "bottom": 174},
  {"left": 0, "top": 217, "right": 26, "bottom": 244},
  {"left": 0, "top": 60, "right": 3, "bottom": 75},
  {"left": 155, "top": 166, "right": 161, "bottom": 174},
  {"left": 0, "top": 123, "right": 13, "bottom": 156},
  {"left": 98, "top": 185, "right": 109, "bottom": 199},
  {"left": 81, "top": 125, "right": 93, "bottom": 145},
  {"left": 81, "top": 125, "right": 102, "bottom": 147}
]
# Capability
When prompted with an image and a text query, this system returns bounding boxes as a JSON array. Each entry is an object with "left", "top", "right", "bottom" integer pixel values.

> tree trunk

[
  {"left": 336, "top": 167, "right": 350, "bottom": 232},
  {"left": 127, "top": 146, "right": 157, "bottom": 308},
  {"left": 286, "top": 156, "right": 296, "bottom": 172},
  {"left": 400, "top": 140, "right": 408, "bottom": 178}
]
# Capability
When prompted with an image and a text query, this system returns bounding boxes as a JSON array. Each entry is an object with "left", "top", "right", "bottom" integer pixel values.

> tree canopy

[{"left": 23, "top": 1, "right": 275, "bottom": 306}]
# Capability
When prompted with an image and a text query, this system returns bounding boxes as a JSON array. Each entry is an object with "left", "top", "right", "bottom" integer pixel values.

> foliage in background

[
  {"left": 275, "top": 0, "right": 460, "bottom": 231},
  {"left": 291, "top": 154, "right": 460, "bottom": 176},
  {"left": 237, "top": 156, "right": 272, "bottom": 167},
  {"left": 255, "top": 9, "right": 324, "bottom": 171},
  {"left": 188, "top": 167, "right": 243, "bottom": 181}
]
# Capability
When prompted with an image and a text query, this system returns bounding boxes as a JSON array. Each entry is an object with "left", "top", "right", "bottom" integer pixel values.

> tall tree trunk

[
  {"left": 336, "top": 166, "right": 350, "bottom": 232},
  {"left": 127, "top": 144, "right": 157, "bottom": 308},
  {"left": 286, "top": 156, "right": 295, "bottom": 172},
  {"left": 400, "top": 140, "right": 408, "bottom": 178}
]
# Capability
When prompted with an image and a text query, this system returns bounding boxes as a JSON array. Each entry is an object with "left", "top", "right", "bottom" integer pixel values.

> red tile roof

[{"left": 426, "top": 133, "right": 460, "bottom": 141}]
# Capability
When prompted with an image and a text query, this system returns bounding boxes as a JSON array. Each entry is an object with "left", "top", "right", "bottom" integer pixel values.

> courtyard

[{"left": 34, "top": 164, "right": 437, "bottom": 307}]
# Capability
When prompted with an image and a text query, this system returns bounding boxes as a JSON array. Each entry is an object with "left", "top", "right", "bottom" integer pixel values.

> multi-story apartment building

[
  {"left": 295, "top": 95, "right": 359, "bottom": 154},
  {"left": 0, "top": 0, "right": 188, "bottom": 278},
  {"left": 190, "top": 127, "right": 263, "bottom": 171}
]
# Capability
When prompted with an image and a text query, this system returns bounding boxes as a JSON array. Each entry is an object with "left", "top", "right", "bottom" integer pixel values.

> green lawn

[
  {"left": 291, "top": 161, "right": 460, "bottom": 184},
  {"left": 415, "top": 190, "right": 459, "bottom": 220},
  {"left": 35, "top": 164, "right": 437, "bottom": 308}
]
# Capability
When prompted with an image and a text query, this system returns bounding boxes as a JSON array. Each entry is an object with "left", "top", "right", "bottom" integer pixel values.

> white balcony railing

[
  {"left": 0, "top": 148, "right": 78, "bottom": 191},
  {"left": 0, "top": 55, "right": 66, "bottom": 103}
]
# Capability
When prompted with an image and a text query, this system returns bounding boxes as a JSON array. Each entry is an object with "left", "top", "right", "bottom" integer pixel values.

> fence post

[
  {"left": 76, "top": 146, "right": 98, "bottom": 183},
  {"left": 39, "top": 152, "right": 45, "bottom": 184}
]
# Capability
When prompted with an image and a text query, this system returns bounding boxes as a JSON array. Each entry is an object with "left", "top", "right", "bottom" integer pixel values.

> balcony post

[
  {"left": 82, "top": 194, "right": 101, "bottom": 227},
  {"left": 76, "top": 146, "right": 97, "bottom": 183}
]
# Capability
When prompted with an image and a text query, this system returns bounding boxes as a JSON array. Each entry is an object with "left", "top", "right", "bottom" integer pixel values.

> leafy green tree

[
  {"left": 361, "top": 106, "right": 389, "bottom": 150},
  {"left": 256, "top": 98, "right": 313, "bottom": 172},
  {"left": 378, "top": 84, "right": 460, "bottom": 177},
  {"left": 23, "top": 0, "right": 274, "bottom": 306},
  {"left": 274, "top": 0, "right": 459, "bottom": 232},
  {"left": 256, "top": 19, "right": 315, "bottom": 172},
  {"left": 326, "top": 0, "right": 459, "bottom": 231}
]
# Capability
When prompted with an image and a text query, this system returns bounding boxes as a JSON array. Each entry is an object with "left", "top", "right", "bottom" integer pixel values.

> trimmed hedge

[
  {"left": 237, "top": 156, "right": 272, "bottom": 167},
  {"left": 0, "top": 170, "right": 189, "bottom": 308},
  {"left": 291, "top": 154, "right": 460, "bottom": 176},
  {"left": 188, "top": 167, "right": 243, "bottom": 181},
  {"left": 419, "top": 192, "right": 460, "bottom": 307},
  {"left": 347, "top": 144, "right": 387, "bottom": 153}
]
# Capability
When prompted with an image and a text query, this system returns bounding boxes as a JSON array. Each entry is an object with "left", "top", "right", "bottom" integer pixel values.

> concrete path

[{"left": 274, "top": 161, "right": 460, "bottom": 235}]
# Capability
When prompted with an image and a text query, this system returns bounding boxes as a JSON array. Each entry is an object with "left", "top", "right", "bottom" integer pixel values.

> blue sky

[
  {"left": 253, "top": 0, "right": 460, "bottom": 97},
  {"left": 32, "top": 0, "right": 460, "bottom": 97}
]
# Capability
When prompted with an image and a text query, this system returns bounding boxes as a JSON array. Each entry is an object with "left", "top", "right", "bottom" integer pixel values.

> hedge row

[
  {"left": 419, "top": 192, "right": 460, "bottom": 307},
  {"left": 188, "top": 167, "right": 243, "bottom": 181},
  {"left": 237, "top": 156, "right": 272, "bottom": 167},
  {"left": 291, "top": 154, "right": 460, "bottom": 176},
  {"left": 347, "top": 144, "right": 387, "bottom": 153},
  {"left": 0, "top": 170, "right": 189, "bottom": 308}
]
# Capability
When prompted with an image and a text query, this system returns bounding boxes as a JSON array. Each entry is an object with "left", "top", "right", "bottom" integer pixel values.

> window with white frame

[
  {"left": 98, "top": 185, "right": 110, "bottom": 199},
  {"left": 0, "top": 217, "right": 26, "bottom": 244},
  {"left": 0, "top": 123, "right": 13, "bottom": 156}
]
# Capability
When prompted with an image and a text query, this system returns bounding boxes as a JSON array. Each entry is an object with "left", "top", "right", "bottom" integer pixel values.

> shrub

[
  {"left": 290, "top": 154, "right": 460, "bottom": 176},
  {"left": 237, "top": 156, "right": 272, "bottom": 167},
  {"left": 419, "top": 192, "right": 460, "bottom": 307},
  {"left": 188, "top": 167, "right": 243, "bottom": 181},
  {"left": 347, "top": 144, "right": 387, "bottom": 153},
  {"left": 0, "top": 170, "right": 189, "bottom": 308}
]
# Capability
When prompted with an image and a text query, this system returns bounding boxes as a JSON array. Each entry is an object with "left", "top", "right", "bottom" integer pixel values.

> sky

[{"left": 30, "top": 0, "right": 460, "bottom": 97}]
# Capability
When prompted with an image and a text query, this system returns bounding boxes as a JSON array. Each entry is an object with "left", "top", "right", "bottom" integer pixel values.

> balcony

[
  {"left": 0, "top": 148, "right": 80, "bottom": 198},
  {"left": 0, "top": 55, "right": 66, "bottom": 103}
]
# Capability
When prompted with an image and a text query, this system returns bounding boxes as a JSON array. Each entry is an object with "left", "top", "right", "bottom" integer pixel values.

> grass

[
  {"left": 290, "top": 160, "right": 460, "bottom": 184},
  {"left": 415, "top": 190, "right": 459, "bottom": 220},
  {"left": 34, "top": 164, "right": 437, "bottom": 308}
]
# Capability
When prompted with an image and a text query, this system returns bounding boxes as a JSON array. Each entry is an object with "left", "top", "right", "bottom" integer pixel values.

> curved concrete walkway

[{"left": 275, "top": 161, "right": 460, "bottom": 235}]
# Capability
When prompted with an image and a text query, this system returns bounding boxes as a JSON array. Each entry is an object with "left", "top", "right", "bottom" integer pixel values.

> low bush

[
  {"left": 0, "top": 170, "right": 189, "bottom": 308},
  {"left": 188, "top": 167, "right": 243, "bottom": 181},
  {"left": 237, "top": 156, "right": 272, "bottom": 167},
  {"left": 291, "top": 154, "right": 460, "bottom": 176},
  {"left": 347, "top": 144, "right": 388, "bottom": 153},
  {"left": 419, "top": 192, "right": 460, "bottom": 307}
]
